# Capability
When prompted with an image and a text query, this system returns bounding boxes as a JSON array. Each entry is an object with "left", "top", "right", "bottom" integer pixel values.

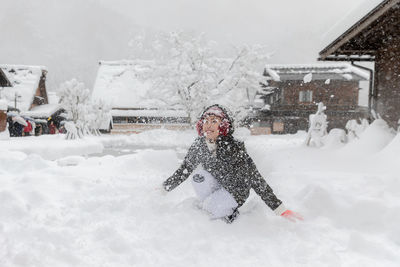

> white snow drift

[{"left": 0, "top": 124, "right": 399, "bottom": 266}]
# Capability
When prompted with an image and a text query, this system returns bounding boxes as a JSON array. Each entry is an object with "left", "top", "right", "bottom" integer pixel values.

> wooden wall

[
  {"left": 269, "top": 79, "right": 359, "bottom": 110},
  {"left": 374, "top": 35, "right": 400, "bottom": 128},
  {"left": 254, "top": 78, "right": 367, "bottom": 134}
]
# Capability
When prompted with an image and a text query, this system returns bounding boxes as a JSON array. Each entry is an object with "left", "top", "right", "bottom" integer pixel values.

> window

[{"left": 299, "top": 90, "right": 313, "bottom": 102}]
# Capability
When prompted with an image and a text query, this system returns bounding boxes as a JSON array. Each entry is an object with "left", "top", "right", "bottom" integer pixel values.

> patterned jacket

[{"left": 163, "top": 135, "right": 283, "bottom": 211}]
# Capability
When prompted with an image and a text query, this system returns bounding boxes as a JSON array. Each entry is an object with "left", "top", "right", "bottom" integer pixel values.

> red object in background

[
  {"left": 49, "top": 123, "right": 56, "bottom": 134},
  {"left": 23, "top": 121, "right": 32, "bottom": 133}
]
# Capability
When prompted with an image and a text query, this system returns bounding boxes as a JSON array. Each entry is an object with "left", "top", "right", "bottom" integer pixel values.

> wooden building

[
  {"left": 249, "top": 64, "right": 369, "bottom": 134},
  {"left": 319, "top": 0, "right": 400, "bottom": 129}
]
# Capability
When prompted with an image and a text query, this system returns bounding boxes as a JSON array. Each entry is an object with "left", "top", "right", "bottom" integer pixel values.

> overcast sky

[{"left": 0, "top": 0, "right": 367, "bottom": 89}]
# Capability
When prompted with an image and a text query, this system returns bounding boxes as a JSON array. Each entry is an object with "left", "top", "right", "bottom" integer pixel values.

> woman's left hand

[{"left": 281, "top": 210, "right": 304, "bottom": 222}]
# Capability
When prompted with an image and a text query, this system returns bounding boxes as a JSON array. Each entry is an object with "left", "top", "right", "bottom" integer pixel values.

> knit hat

[{"left": 196, "top": 104, "right": 233, "bottom": 137}]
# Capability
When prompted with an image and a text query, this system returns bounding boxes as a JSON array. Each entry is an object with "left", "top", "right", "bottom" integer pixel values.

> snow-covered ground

[{"left": 0, "top": 122, "right": 399, "bottom": 266}]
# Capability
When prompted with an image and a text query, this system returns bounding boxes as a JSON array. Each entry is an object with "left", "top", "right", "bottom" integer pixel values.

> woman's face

[{"left": 202, "top": 115, "right": 222, "bottom": 142}]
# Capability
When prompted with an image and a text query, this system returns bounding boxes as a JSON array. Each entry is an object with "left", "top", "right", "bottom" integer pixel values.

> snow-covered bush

[
  {"left": 59, "top": 79, "right": 110, "bottom": 139},
  {"left": 64, "top": 121, "right": 78, "bottom": 140},
  {"left": 345, "top": 119, "right": 369, "bottom": 141},
  {"left": 324, "top": 128, "right": 347, "bottom": 148},
  {"left": 341, "top": 119, "right": 395, "bottom": 155},
  {"left": 86, "top": 99, "right": 111, "bottom": 136}
]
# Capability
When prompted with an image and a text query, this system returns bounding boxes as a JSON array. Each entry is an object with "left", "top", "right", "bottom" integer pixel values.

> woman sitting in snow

[{"left": 162, "top": 104, "right": 303, "bottom": 223}]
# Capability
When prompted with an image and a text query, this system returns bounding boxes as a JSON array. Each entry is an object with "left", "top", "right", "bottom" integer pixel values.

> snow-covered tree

[
  {"left": 58, "top": 79, "right": 91, "bottom": 138},
  {"left": 131, "top": 31, "right": 270, "bottom": 123},
  {"left": 58, "top": 78, "right": 112, "bottom": 139},
  {"left": 86, "top": 99, "right": 111, "bottom": 136}
]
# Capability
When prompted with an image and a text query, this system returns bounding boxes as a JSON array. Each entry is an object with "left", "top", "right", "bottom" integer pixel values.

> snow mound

[
  {"left": 323, "top": 128, "right": 347, "bottom": 149},
  {"left": 0, "top": 135, "right": 104, "bottom": 160},
  {"left": 378, "top": 132, "right": 400, "bottom": 157},
  {"left": 0, "top": 128, "right": 10, "bottom": 140},
  {"left": 341, "top": 119, "right": 395, "bottom": 155},
  {"left": 0, "top": 129, "right": 399, "bottom": 266},
  {"left": 375, "top": 133, "right": 400, "bottom": 169},
  {"left": 100, "top": 129, "right": 197, "bottom": 149},
  {"left": 57, "top": 156, "right": 86, "bottom": 166}
]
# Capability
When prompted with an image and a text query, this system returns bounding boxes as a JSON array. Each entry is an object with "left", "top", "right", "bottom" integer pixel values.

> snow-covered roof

[
  {"left": 0, "top": 64, "right": 47, "bottom": 112},
  {"left": 111, "top": 109, "right": 188, "bottom": 118},
  {"left": 264, "top": 63, "right": 369, "bottom": 82},
  {"left": 321, "top": 0, "right": 385, "bottom": 49},
  {"left": 21, "top": 104, "right": 62, "bottom": 118},
  {"left": 0, "top": 99, "right": 7, "bottom": 110},
  {"left": 92, "top": 60, "right": 175, "bottom": 109}
]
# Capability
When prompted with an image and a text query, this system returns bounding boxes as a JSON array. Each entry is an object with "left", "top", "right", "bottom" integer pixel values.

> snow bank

[
  {"left": 375, "top": 133, "right": 400, "bottom": 171},
  {"left": 98, "top": 129, "right": 197, "bottom": 149},
  {"left": 0, "top": 127, "right": 399, "bottom": 266},
  {"left": 0, "top": 135, "right": 103, "bottom": 160},
  {"left": 340, "top": 119, "right": 395, "bottom": 156},
  {"left": 0, "top": 127, "right": 10, "bottom": 140}
]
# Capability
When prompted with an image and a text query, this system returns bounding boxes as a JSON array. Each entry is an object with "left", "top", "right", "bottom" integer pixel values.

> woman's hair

[{"left": 196, "top": 104, "right": 233, "bottom": 137}]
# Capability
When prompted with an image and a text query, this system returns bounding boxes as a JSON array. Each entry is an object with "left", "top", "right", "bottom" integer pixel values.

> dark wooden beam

[{"left": 319, "top": 0, "right": 400, "bottom": 60}]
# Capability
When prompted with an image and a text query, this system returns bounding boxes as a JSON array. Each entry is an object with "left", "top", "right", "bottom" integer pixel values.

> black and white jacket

[{"left": 163, "top": 135, "right": 285, "bottom": 214}]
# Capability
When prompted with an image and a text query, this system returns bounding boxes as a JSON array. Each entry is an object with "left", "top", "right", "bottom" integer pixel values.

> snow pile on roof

[
  {"left": 0, "top": 99, "right": 7, "bottom": 110},
  {"left": 92, "top": 60, "right": 178, "bottom": 110},
  {"left": 0, "top": 65, "right": 46, "bottom": 111},
  {"left": 303, "top": 73, "right": 312, "bottom": 83},
  {"left": 21, "top": 104, "right": 62, "bottom": 118},
  {"left": 321, "top": 0, "right": 385, "bottom": 48},
  {"left": 265, "top": 63, "right": 369, "bottom": 82}
]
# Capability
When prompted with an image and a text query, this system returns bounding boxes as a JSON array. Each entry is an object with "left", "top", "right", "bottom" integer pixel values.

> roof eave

[{"left": 319, "top": 0, "right": 399, "bottom": 60}]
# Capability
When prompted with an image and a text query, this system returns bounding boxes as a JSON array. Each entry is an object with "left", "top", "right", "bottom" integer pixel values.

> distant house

[
  {"left": 0, "top": 65, "right": 48, "bottom": 111},
  {"left": 249, "top": 64, "right": 369, "bottom": 134},
  {"left": 92, "top": 60, "right": 190, "bottom": 134},
  {"left": 319, "top": 0, "right": 400, "bottom": 129}
]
